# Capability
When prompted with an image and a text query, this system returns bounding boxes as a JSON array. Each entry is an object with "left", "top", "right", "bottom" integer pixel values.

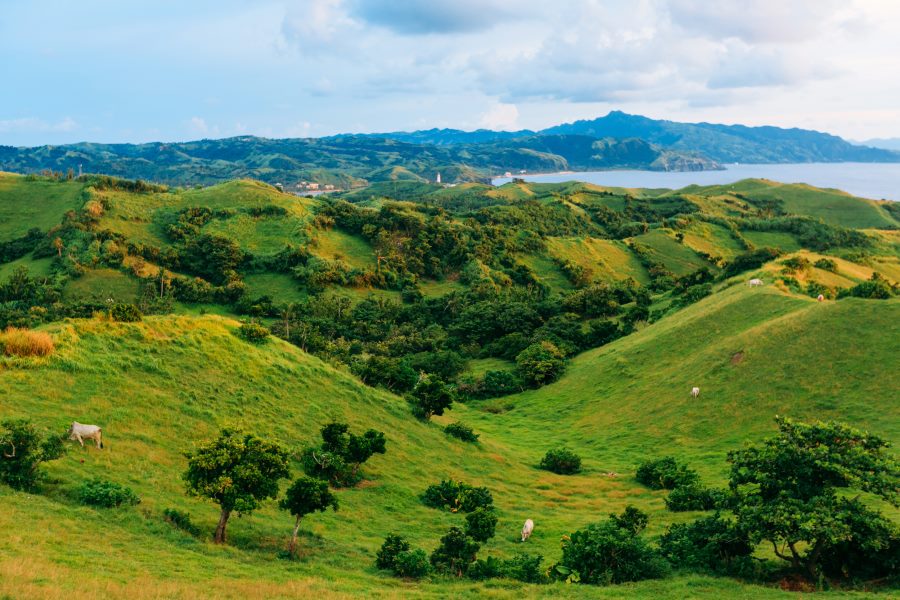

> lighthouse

[{"left": 436, "top": 172, "right": 441, "bottom": 184}]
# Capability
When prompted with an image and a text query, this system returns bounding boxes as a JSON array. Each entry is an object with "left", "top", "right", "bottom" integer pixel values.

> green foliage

[
  {"left": 109, "top": 303, "right": 142, "bottom": 322},
  {"left": 664, "top": 484, "right": 724, "bottom": 512},
  {"left": 430, "top": 527, "right": 480, "bottom": 577},
  {"left": 421, "top": 480, "right": 493, "bottom": 513},
  {"left": 0, "top": 419, "right": 66, "bottom": 491},
  {"left": 183, "top": 428, "right": 291, "bottom": 543},
  {"left": 817, "top": 504, "right": 900, "bottom": 582},
  {"left": 658, "top": 513, "right": 754, "bottom": 574},
  {"left": 280, "top": 476, "right": 338, "bottom": 554},
  {"left": 393, "top": 548, "right": 431, "bottom": 578},
  {"left": 554, "top": 507, "right": 669, "bottom": 585},
  {"left": 77, "top": 478, "right": 140, "bottom": 508},
  {"left": 609, "top": 506, "right": 650, "bottom": 535},
  {"left": 727, "top": 417, "right": 899, "bottom": 579},
  {"left": 635, "top": 457, "right": 700, "bottom": 490},
  {"left": 539, "top": 447, "right": 583, "bottom": 475},
  {"left": 375, "top": 534, "right": 410, "bottom": 571},
  {"left": 408, "top": 374, "right": 455, "bottom": 420},
  {"left": 516, "top": 341, "right": 566, "bottom": 387},
  {"left": 300, "top": 422, "right": 386, "bottom": 487},
  {"left": 443, "top": 421, "right": 479, "bottom": 443},
  {"left": 237, "top": 320, "right": 269, "bottom": 343},
  {"left": 722, "top": 247, "right": 781, "bottom": 278},
  {"left": 813, "top": 258, "right": 838, "bottom": 272},
  {"left": 162, "top": 508, "right": 201, "bottom": 536},
  {"left": 464, "top": 507, "right": 498, "bottom": 542},
  {"left": 838, "top": 273, "right": 896, "bottom": 299},
  {"left": 468, "top": 553, "right": 548, "bottom": 583}
]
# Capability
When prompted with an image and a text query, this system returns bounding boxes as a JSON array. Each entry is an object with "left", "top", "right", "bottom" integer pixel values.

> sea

[{"left": 491, "top": 162, "right": 900, "bottom": 201}]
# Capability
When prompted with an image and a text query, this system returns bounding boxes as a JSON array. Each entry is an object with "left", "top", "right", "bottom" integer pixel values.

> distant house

[{"left": 308, "top": 182, "right": 320, "bottom": 190}]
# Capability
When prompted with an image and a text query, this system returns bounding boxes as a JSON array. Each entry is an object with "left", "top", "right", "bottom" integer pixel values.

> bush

[
  {"left": 502, "top": 553, "right": 548, "bottom": 583},
  {"left": 78, "top": 478, "right": 140, "bottom": 507},
  {"left": 838, "top": 275, "right": 895, "bottom": 299},
  {"left": 163, "top": 508, "right": 201, "bottom": 536},
  {"left": 408, "top": 374, "right": 455, "bottom": 420},
  {"left": 516, "top": 341, "right": 566, "bottom": 387},
  {"left": 814, "top": 258, "right": 838, "bottom": 272},
  {"left": 376, "top": 534, "right": 410, "bottom": 571},
  {"left": 0, "top": 327, "right": 54, "bottom": 357},
  {"left": 430, "top": 527, "right": 480, "bottom": 577},
  {"left": 539, "top": 447, "right": 582, "bottom": 475},
  {"left": 444, "top": 422, "right": 479, "bottom": 443},
  {"left": 664, "top": 484, "right": 724, "bottom": 512},
  {"left": 421, "top": 480, "right": 493, "bottom": 513},
  {"left": 479, "top": 370, "right": 523, "bottom": 398},
  {"left": 635, "top": 457, "right": 699, "bottom": 490},
  {"left": 554, "top": 509, "right": 669, "bottom": 585},
  {"left": 468, "top": 556, "right": 503, "bottom": 580},
  {"left": 238, "top": 320, "right": 270, "bottom": 343},
  {"left": 109, "top": 303, "right": 142, "bottom": 322},
  {"left": 394, "top": 549, "right": 431, "bottom": 578},
  {"left": 464, "top": 507, "right": 498, "bottom": 542},
  {"left": 0, "top": 419, "right": 66, "bottom": 490},
  {"left": 301, "top": 422, "right": 386, "bottom": 487},
  {"left": 659, "top": 513, "right": 754, "bottom": 574}
]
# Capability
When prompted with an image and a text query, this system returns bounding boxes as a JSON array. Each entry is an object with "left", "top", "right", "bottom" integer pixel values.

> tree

[
  {"left": 728, "top": 417, "right": 899, "bottom": 581},
  {"left": 516, "top": 341, "right": 566, "bottom": 387},
  {"left": 52, "top": 237, "right": 63, "bottom": 257},
  {"left": 430, "top": 527, "right": 480, "bottom": 577},
  {"left": 408, "top": 374, "right": 455, "bottom": 421},
  {"left": 280, "top": 476, "right": 338, "bottom": 555},
  {"left": 183, "top": 429, "right": 290, "bottom": 544},
  {"left": 301, "top": 422, "right": 386, "bottom": 486},
  {"left": 0, "top": 419, "right": 66, "bottom": 490},
  {"left": 464, "top": 507, "right": 498, "bottom": 542}
]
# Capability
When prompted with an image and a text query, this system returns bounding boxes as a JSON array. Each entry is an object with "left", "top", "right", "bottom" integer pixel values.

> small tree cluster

[
  {"left": 109, "top": 303, "right": 142, "bottom": 322},
  {"left": 659, "top": 513, "right": 754, "bottom": 574},
  {"left": 77, "top": 478, "right": 140, "bottom": 507},
  {"left": 443, "top": 421, "right": 479, "bottom": 443},
  {"left": 539, "top": 447, "right": 582, "bottom": 475},
  {"left": 237, "top": 320, "right": 270, "bottom": 343},
  {"left": 515, "top": 341, "right": 566, "bottom": 387},
  {"left": 300, "top": 422, "right": 386, "bottom": 487},
  {"left": 635, "top": 456, "right": 699, "bottom": 490},
  {"left": 421, "top": 480, "right": 493, "bottom": 513},
  {"left": 0, "top": 419, "right": 66, "bottom": 490}
]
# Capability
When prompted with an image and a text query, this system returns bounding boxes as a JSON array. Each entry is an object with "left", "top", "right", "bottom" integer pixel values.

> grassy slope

[
  {"left": 545, "top": 237, "right": 651, "bottom": 285},
  {"left": 0, "top": 287, "right": 895, "bottom": 598},
  {"left": 629, "top": 229, "right": 711, "bottom": 276},
  {"left": 0, "top": 173, "right": 85, "bottom": 239}
]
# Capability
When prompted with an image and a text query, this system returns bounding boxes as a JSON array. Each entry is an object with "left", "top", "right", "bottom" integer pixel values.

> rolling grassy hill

[{"left": 0, "top": 171, "right": 898, "bottom": 598}]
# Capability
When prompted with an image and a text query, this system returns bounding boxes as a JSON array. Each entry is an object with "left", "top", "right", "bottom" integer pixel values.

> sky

[{"left": 1, "top": 0, "right": 899, "bottom": 146}]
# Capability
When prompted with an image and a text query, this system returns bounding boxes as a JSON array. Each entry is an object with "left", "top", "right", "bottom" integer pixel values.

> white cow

[
  {"left": 68, "top": 422, "right": 103, "bottom": 449},
  {"left": 748, "top": 278, "right": 764, "bottom": 287},
  {"left": 691, "top": 387, "right": 700, "bottom": 398},
  {"left": 521, "top": 519, "right": 534, "bottom": 542},
  {"left": 817, "top": 294, "right": 825, "bottom": 302}
]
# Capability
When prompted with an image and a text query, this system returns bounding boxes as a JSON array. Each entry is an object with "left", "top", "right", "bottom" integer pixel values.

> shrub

[
  {"left": 814, "top": 258, "right": 838, "bottom": 272},
  {"left": 0, "top": 419, "right": 66, "bottom": 490},
  {"left": 658, "top": 513, "right": 754, "bottom": 574},
  {"left": 539, "top": 447, "right": 582, "bottom": 475},
  {"left": 162, "top": 508, "right": 201, "bottom": 536},
  {"left": 467, "top": 556, "right": 503, "bottom": 580},
  {"left": 408, "top": 374, "right": 455, "bottom": 420},
  {"left": 1, "top": 327, "right": 54, "bottom": 357},
  {"left": 479, "top": 370, "right": 523, "bottom": 398},
  {"left": 109, "top": 303, "right": 142, "bottom": 322},
  {"left": 678, "top": 283, "right": 712, "bottom": 306},
  {"left": 609, "top": 506, "right": 649, "bottom": 535},
  {"left": 502, "top": 553, "right": 548, "bottom": 584},
  {"left": 376, "top": 534, "right": 411, "bottom": 571},
  {"left": 430, "top": 527, "right": 480, "bottom": 577},
  {"left": 421, "top": 480, "right": 493, "bottom": 513},
  {"left": 301, "top": 422, "right": 386, "bottom": 487},
  {"left": 554, "top": 509, "right": 669, "bottom": 585},
  {"left": 635, "top": 457, "right": 699, "bottom": 490},
  {"left": 78, "top": 478, "right": 140, "bottom": 507},
  {"left": 664, "top": 484, "right": 724, "bottom": 512},
  {"left": 464, "top": 507, "right": 498, "bottom": 542},
  {"left": 838, "top": 275, "right": 895, "bottom": 299},
  {"left": 394, "top": 549, "right": 431, "bottom": 578},
  {"left": 238, "top": 320, "right": 270, "bottom": 343},
  {"left": 444, "top": 422, "right": 479, "bottom": 443},
  {"left": 516, "top": 341, "right": 566, "bottom": 387}
]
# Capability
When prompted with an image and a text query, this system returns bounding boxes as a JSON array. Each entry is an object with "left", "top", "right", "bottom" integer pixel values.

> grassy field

[
  {"left": 313, "top": 228, "right": 378, "bottom": 270},
  {"left": 61, "top": 268, "right": 143, "bottom": 302},
  {"left": 0, "top": 173, "right": 85, "bottom": 239},
  {"left": 0, "top": 253, "right": 54, "bottom": 279},
  {"left": 545, "top": 237, "right": 651, "bottom": 285},
  {"left": 629, "top": 229, "right": 711, "bottom": 276},
  {"left": 0, "top": 285, "right": 895, "bottom": 598},
  {"left": 741, "top": 230, "right": 803, "bottom": 252},
  {"left": 680, "top": 221, "right": 745, "bottom": 260}
]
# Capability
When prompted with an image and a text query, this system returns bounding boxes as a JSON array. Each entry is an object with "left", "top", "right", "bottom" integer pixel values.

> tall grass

[{"left": 1, "top": 327, "right": 54, "bottom": 357}]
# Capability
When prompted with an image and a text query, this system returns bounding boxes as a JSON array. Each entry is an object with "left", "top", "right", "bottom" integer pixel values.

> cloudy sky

[{"left": 2, "top": 0, "right": 899, "bottom": 146}]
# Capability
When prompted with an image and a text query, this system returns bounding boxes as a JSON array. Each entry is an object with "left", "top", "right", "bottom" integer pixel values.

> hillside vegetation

[{"left": 0, "top": 170, "right": 898, "bottom": 598}]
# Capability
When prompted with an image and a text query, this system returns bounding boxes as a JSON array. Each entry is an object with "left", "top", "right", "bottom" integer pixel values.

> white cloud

[
  {"left": 479, "top": 102, "right": 519, "bottom": 130},
  {"left": 0, "top": 116, "right": 77, "bottom": 134}
]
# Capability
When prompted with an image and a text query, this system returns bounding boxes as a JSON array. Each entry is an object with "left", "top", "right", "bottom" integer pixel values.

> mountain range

[{"left": 1, "top": 111, "right": 896, "bottom": 187}]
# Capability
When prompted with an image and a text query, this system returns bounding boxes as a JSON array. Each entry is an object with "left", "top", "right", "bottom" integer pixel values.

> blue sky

[{"left": 2, "top": 0, "right": 899, "bottom": 146}]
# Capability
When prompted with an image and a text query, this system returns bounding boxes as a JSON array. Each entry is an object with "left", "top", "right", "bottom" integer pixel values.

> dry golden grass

[{"left": 1, "top": 327, "right": 54, "bottom": 357}]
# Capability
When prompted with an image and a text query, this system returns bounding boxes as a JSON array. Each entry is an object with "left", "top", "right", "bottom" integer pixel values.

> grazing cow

[
  {"left": 817, "top": 294, "right": 825, "bottom": 302},
  {"left": 521, "top": 519, "right": 534, "bottom": 542},
  {"left": 748, "top": 278, "right": 764, "bottom": 287},
  {"left": 691, "top": 387, "right": 700, "bottom": 398},
  {"left": 68, "top": 422, "right": 103, "bottom": 449}
]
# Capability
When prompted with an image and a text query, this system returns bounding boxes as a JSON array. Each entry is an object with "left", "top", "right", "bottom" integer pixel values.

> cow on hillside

[
  {"left": 748, "top": 278, "right": 764, "bottom": 287},
  {"left": 68, "top": 422, "right": 104, "bottom": 449},
  {"left": 521, "top": 519, "right": 534, "bottom": 542},
  {"left": 691, "top": 387, "right": 700, "bottom": 398}
]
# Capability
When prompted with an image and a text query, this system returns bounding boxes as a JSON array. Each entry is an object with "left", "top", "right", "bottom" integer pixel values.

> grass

[
  {"left": 629, "top": 229, "right": 711, "bottom": 276},
  {"left": 244, "top": 273, "right": 308, "bottom": 303},
  {"left": 419, "top": 278, "right": 467, "bottom": 298},
  {"left": 518, "top": 254, "right": 573, "bottom": 292},
  {"left": 545, "top": 237, "right": 651, "bottom": 285},
  {"left": 741, "top": 230, "right": 803, "bottom": 252},
  {"left": 0, "top": 253, "right": 54, "bottom": 279},
  {"left": 312, "top": 228, "right": 378, "bottom": 270},
  {"left": 466, "top": 357, "right": 516, "bottom": 377},
  {"left": 680, "top": 222, "right": 745, "bottom": 260},
  {"left": 0, "top": 173, "right": 86, "bottom": 239},
  {"left": 1, "top": 326, "right": 54, "bottom": 357},
  {"left": 62, "top": 268, "right": 142, "bottom": 303},
  {"left": 0, "top": 282, "right": 895, "bottom": 598}
]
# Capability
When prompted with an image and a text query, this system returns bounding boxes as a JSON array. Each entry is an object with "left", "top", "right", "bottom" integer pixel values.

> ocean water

[{"left": 491, "top": 162, "right": 900, "bottom": 201}]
